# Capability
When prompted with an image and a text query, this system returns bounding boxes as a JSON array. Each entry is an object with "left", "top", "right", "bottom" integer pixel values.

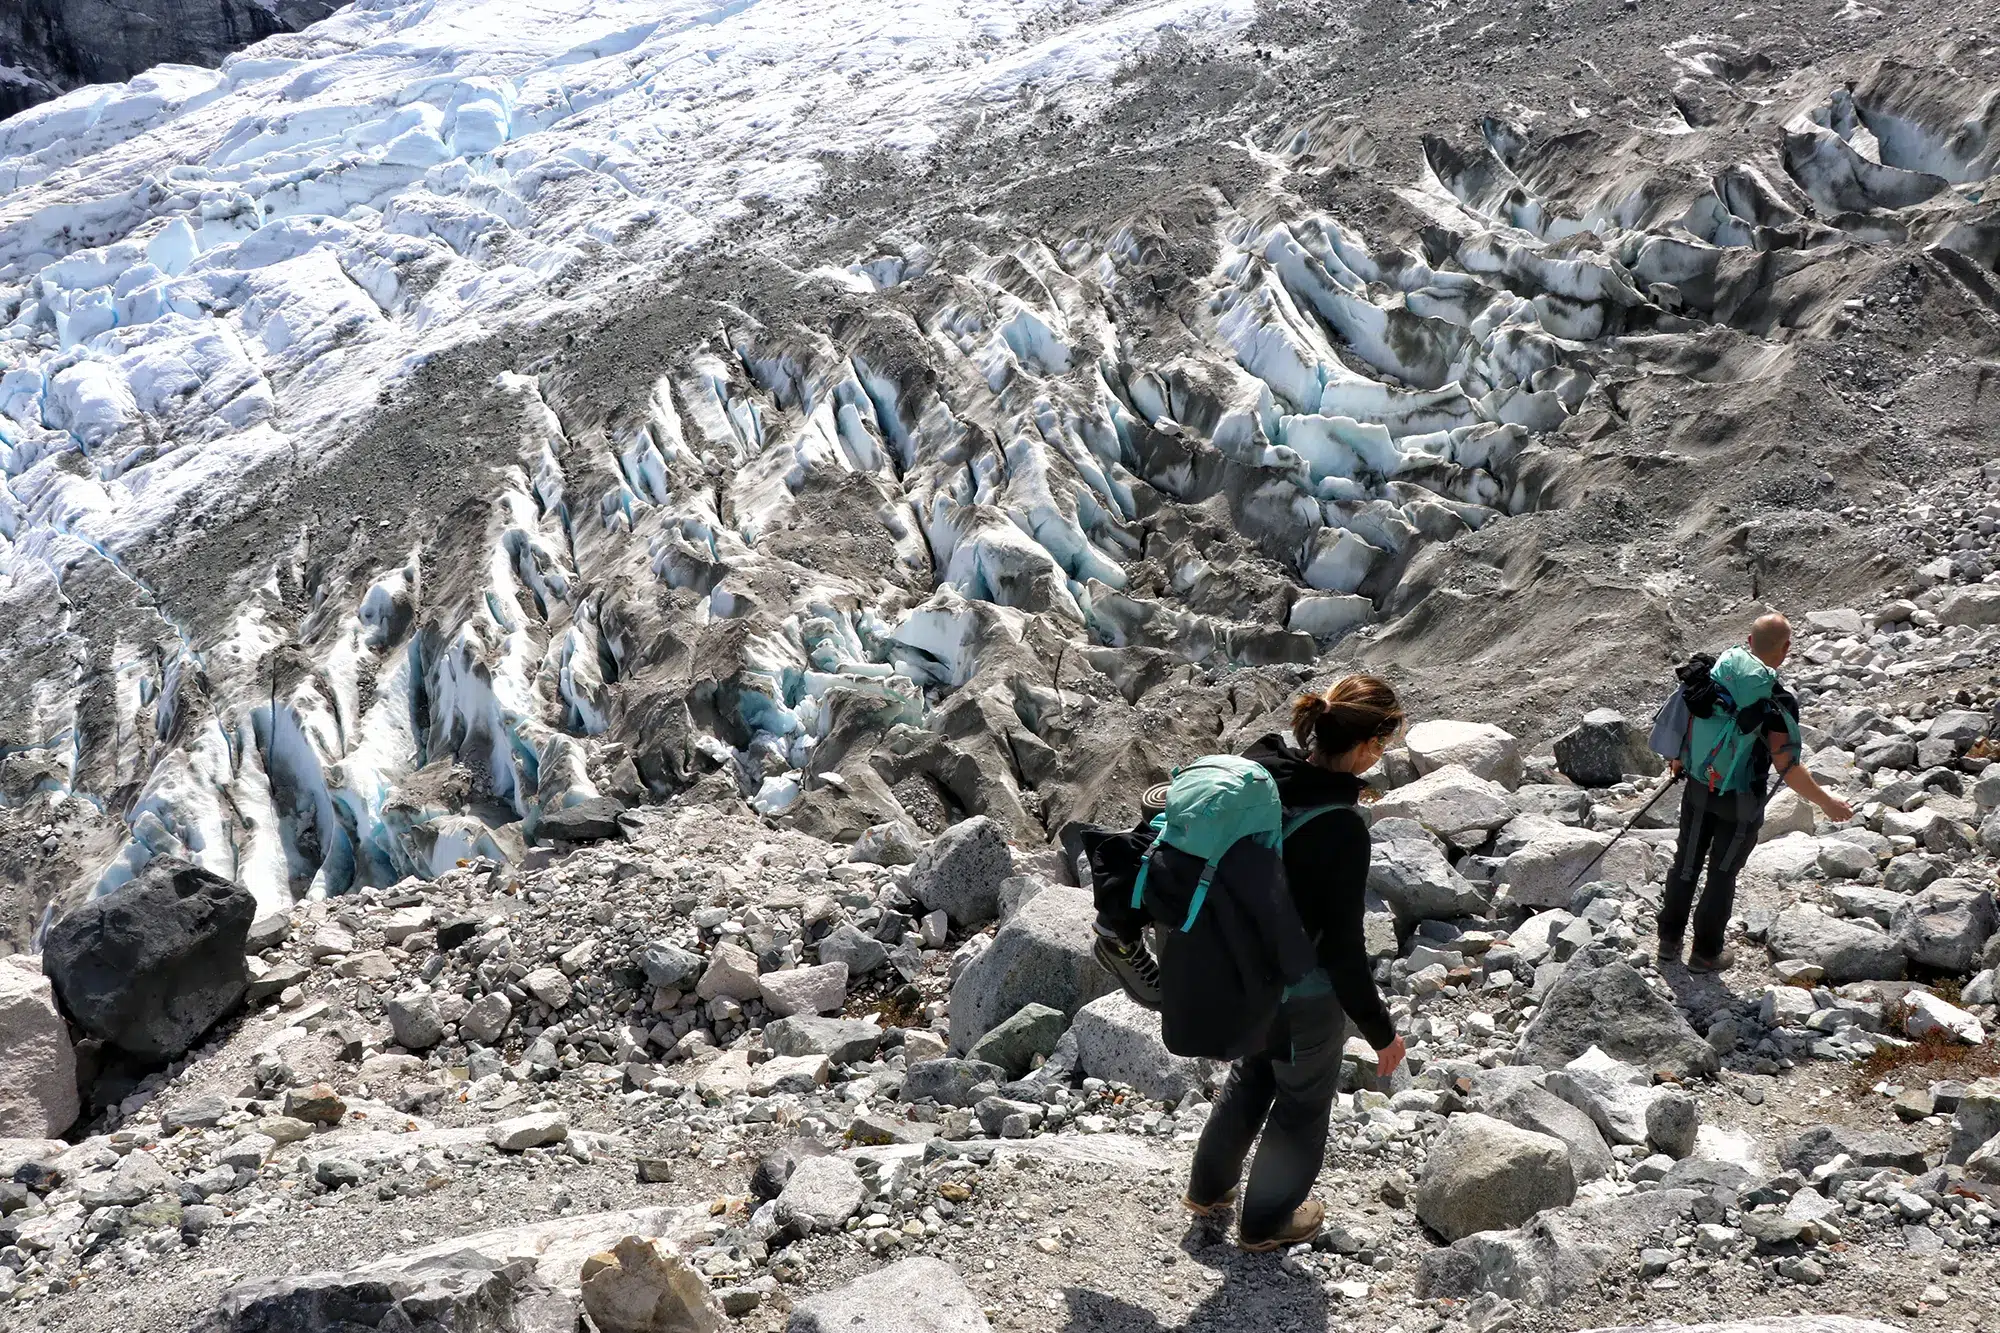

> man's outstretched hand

[{"left": 1376, "top": 1034, "right": 1407, "bottom": 1079}]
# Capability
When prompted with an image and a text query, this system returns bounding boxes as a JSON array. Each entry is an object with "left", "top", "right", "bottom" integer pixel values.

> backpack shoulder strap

[
  {"left": 1279, "top": 802, "right": 1351, "bottom": 843},
  {"left": 1182, "top": 858, "right": 1222, "bottom": 932},
  {"left": 1128, "top": 813, "right": 1168, "bottom": 911}
]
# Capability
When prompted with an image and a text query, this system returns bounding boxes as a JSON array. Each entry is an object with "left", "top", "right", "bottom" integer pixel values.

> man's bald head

[{"left": 1749, "top": 614, "right": 1792, "bottom": 667}]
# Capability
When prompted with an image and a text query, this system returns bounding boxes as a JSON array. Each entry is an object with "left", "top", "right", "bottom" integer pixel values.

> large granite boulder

[
  {"left": 1405, "top": 720, "right": 1524, "bottom": 789},
  {"left": 908, "top": 817, "right": 1014, "bottom": 929},
  {"left": 0, "top": 956, "right": 79, "bottom": 1137},
  {"left": 947, "top": 886, "right": 1112, "bottom": 1054},
  {"left": 1413, "top": 1113, "right": 1575, "bottom": 1241}
]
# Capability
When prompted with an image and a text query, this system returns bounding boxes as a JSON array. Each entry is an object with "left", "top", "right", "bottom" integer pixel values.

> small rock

[
  {"left": 641, "top": 941, "right": 705, "bottom": 991},
  {"left": 386, "top": 988, "right": 445, "bottom": 1051},
  {"left": 764, "top": 1016, "right": 883, "bottom": 1064},
  {"left": 1779, "top": 1124, "right": 1926, "bottom": 1174},
  {"left": 523, "top": 966, "right": 574, "bottom": 1010},
  {"left": 1645, "top": 1091, "right": 1700, "bottom": 1160},
  {"left": 161, "top": 1092, "right": 232, "bottom": 1133},
  {"left": 757, "top": 963, "right": 849, "bottom": 1018},
  {"left": 461, "top": 991, "right": 513, "bottom": 1044},
  {"left": 246, "top": 912, "right": 292, "bottom": 952},
  {"left": 490, "top": 1112, "right": 569, "bottom": 1151},
  {"left": 1905, "top": 991, "right": 1985, "bottom": 1044},
  {"left": 283, "top": 1083, "right": 346, "bottom": 1125},
  {"left": 536, "top": 797, "right": 629, "bottom": 843},
  {"left": 816, "top": 925, "right": 889, "bottom": 977},
  {"left": 776, "top": 1154, "right": 866, "bottom": 1232},
  {"left": 1894, "top": 880, "right": 1997, "bottom": 974},
  {"left": 314, "top": 1157, "right": 363, "bottom": 1189},
  {"left": 850, "top": 821, "right": 923, "bottom": 867},
  {"left": 965, "top": 1003, "right": 1066, "bottom": 1078},
  {"left": 749, "top": 1055, "right": 831, "bottom": 1097},
  {"left": 1545, "top": 1049, "right": 1659, "bottom": 1146},
  {"left": 901, "top": 1059, "right": 1007, "bottom": 1108}
]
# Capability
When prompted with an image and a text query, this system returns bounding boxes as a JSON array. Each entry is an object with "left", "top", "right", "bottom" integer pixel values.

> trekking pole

[{"left": 1563, "top": 771, "right": 1687, "bottom": 893}]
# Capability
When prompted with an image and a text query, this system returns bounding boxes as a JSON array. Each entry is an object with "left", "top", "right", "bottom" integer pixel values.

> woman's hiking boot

[
  {"left": 1238, "top": 1197, "right": 1325, "bottom": 1252},
  {"left": 1687, "top": 947, "right": 1735, "bottom": 973},
  {"left": 1183, "top": 1187, "right": 1237, "bottom": 1218},
  {"left": 1092, "top": 931, "right": 1162, "bottom": 1009}
]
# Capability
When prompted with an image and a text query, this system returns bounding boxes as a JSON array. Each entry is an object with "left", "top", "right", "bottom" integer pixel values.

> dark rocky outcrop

[
  {"left": 41, "top": 859, "right": 255, "bottom": 1060},
  {"left": 1, "top": 0, "right": 341, "bottom": 118}
]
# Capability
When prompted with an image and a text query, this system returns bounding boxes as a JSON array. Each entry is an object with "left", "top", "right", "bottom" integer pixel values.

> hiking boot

[
  {"left": 1184, "top": 1187, "right": 1238, "bottom": 1218},
  {"left": 1239, "top": 1197, "right": 1325, "bottom": 1253},
  {"left": 1093, "top": 933, "right": 1162, "bottom": 1009},
  {"left": 1656, "top": 935, "right": 1684, "bottom": 966},
  {"left": 1687, "top": 947, "right": 1735, "bottom": 974}
]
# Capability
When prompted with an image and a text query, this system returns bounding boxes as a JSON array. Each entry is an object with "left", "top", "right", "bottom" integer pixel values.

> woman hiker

[{"left": 1087, "top": 675, "right": 1409, "bottom": 1250}]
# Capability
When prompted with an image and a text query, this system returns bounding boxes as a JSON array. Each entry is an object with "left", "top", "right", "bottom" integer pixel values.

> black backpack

[{"left": 1080, "top": 761, "right": 1342, "bottom": 1061}]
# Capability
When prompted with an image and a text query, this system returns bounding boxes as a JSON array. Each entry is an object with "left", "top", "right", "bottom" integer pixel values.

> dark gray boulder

[
  {"left": 1779, "top": 1125, "right": 1926, "bottom": 1175},
  {"left": 42, "top": 860, "right": 255, "bottom": 1060},
  {"left": 640, "top": 940, "right": 704, "bottom": 990},
  {"left": 1513, "top": 959, "right": 1718, "bottom": 1079},
  {"left": 1552, "top": 709, "right": 1662, "bottom": 789},
  {"left": 900, "top": 1058, "right": 1006, "bottom": 1108}
]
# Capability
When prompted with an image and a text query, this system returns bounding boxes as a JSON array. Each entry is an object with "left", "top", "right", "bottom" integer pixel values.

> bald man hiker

[{"left": 1653, "top": 614, "right": 1853, "bottom": 971}]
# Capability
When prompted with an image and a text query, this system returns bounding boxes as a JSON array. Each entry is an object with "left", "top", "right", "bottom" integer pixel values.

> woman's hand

[{"left": 1375, "top": 1034, "right": 1407, "bottom": 1079}]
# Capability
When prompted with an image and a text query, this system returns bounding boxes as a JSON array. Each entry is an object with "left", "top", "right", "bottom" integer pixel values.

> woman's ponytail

[{"left": 1291, "top": 674, "right": 1405, "bottom": 760}]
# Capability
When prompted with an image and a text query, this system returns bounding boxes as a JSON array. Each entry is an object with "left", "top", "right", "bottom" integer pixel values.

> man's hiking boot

[
  {"left": 1184, "top": 1187, "right": 1237, "bottom": 1218},
  {"left": 1239, "top": 1197, "right": 1325, "bottom": 1252},
  {"left": 1093, "top": 933, "right": 1162, "bottom": 1009},
  {"left": 1656, "top": 935, "right": 1683, "bottom": 966},
  {"left": 1688, "top": 947, "right": 1735, "bottom": 974}
]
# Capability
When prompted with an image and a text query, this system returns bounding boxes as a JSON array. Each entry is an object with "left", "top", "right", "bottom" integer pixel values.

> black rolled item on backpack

[{"left": 1675, "top": 653, "right": 1723, "bottom": 718}]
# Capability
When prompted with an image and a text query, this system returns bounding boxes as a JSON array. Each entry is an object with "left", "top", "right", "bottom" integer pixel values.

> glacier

[{"left": 1, "top": 0, "right": 1996, "bottom": 940}]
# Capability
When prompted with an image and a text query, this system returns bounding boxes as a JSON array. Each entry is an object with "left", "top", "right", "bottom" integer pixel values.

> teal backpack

[
  {"left": 1128, "top": 755, "right": 1343, "bottom": 1059},
  {"left": 1685, "top": 647, "right": 1798, "bottom": 793},
  {"left": 1131, "top": 756, "right": 1343, "bottom": 925}
]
